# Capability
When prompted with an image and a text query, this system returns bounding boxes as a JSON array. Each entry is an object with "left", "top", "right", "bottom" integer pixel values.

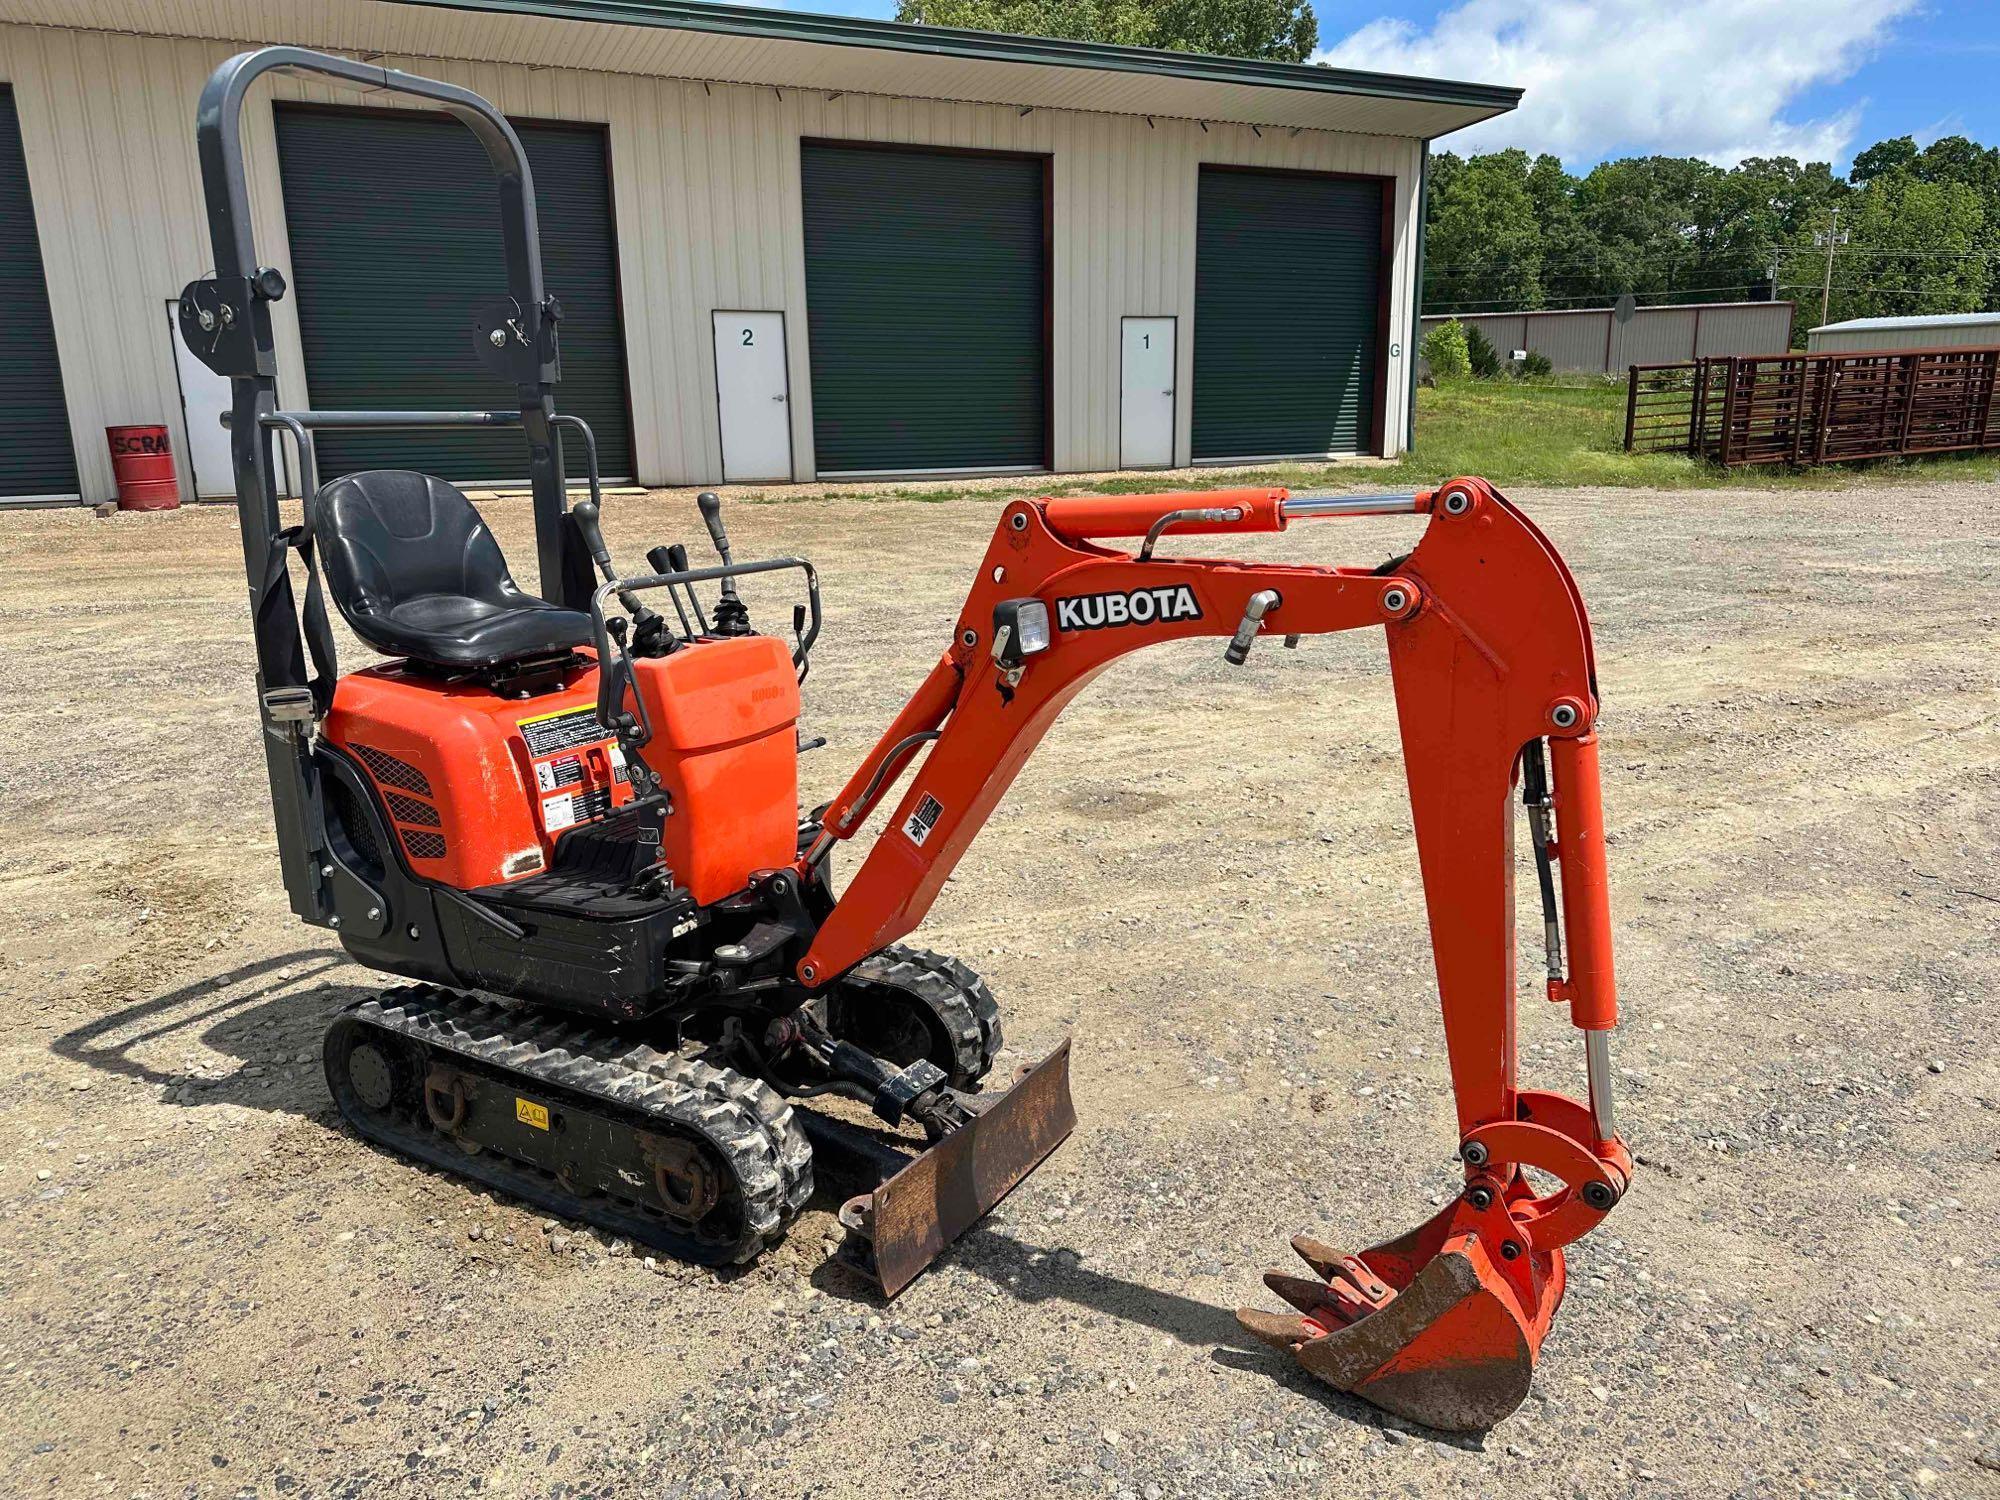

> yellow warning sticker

[{"left": 515, "top": 1097, "right": 550, "bottom": 1131}]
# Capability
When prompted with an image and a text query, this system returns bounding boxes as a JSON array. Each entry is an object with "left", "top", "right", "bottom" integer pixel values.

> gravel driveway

[{"left": 0, "top": 478, "right": 1995, "bottom": 1498}]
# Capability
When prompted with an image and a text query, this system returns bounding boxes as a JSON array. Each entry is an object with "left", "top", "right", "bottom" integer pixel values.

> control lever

[
  {"left": 644, "top": 545, "right": 699, "bottom": 640},
  {"left": 1224, "top": 590, "right": 1281, "bottom": 666},
  {"left": 663, "top": 544, "right": 711, "bottom": 636},
  {"left": 791, "top": 603, "right": 814, "bottom": 685},
  {"left": 573, "top": 500, "right": 669, "bottom": 653},
  {"left": 698, "top": 491, "right": 752, "bottom": 636}
]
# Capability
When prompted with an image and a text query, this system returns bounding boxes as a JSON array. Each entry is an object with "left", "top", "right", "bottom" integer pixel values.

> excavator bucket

[
  {"left": 808, "top": 1040, "right": 1076, "bottom": 1297},
  {"left": 1237, "top": 1198, "right": 1566, "bottom": 1432}
]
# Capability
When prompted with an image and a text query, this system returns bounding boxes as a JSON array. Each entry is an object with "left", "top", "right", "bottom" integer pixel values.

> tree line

[
  {"left": 1426, "top": 138, "right": 1998, "bottom": 344},
  {"left": 899, "top": 3, "right": 1995, "bottom": 345}
]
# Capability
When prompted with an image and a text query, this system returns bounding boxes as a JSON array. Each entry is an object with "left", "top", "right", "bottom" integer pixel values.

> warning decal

[
  {"left": 535, "top": 755, "right": 585, "bottom": 794},
  {"left": 519, "top": 706, "right": 605, "bottom": 758},
  {"left": 903, "top": 793, "right": 944, "bottom": 848},
  {"left": 542, "top": 787, "right": 612, "bottom": 833}
]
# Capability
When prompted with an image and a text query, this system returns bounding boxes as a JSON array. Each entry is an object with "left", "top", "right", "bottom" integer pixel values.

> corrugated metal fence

[
  {"left": 1421, "top": 301, "right": 1794, "bottom": 376},
  {"left": 1624, "top": 347, "right": 2000, "bottom": 466}
]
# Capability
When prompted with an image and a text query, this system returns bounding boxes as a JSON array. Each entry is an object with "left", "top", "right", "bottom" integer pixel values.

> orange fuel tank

[
  {"left": 631, "top": 633, "right": 801, "bottom": 905},
  {"left": 323, "top": 636, "right": 801, "bottom": 905}
]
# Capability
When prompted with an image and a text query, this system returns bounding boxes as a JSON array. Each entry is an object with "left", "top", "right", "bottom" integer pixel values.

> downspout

[{"left": 1405, "top": 141, "right": 1430, "bottom": 455}]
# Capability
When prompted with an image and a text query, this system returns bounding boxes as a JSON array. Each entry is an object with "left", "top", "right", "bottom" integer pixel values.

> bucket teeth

[
  {"left": 1289, "top": 1234, "right": 1348, "bottom": 1280},
  {"left": 1235, "top": 1307, "right": 1317, "bottom": 1352},
  {"left": 1262, "top": 1270, "right": 1343, "bottom": 1322}
]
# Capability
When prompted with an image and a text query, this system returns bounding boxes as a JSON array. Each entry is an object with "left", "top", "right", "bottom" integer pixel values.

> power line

[
  {"left": 1769, "top": 245, "right": 2000, "bottom": 260},
  {"left": 1426, "top": 283, "right": 1772, "bottom": 311},
  {"left": 1425, "top": 280, "right": 1984, "bottom": 317}
]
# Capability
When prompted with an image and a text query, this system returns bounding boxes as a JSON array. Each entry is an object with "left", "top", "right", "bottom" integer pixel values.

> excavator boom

[{"left": 798, "top": 477, "right": 1631, "bottom": 1430}]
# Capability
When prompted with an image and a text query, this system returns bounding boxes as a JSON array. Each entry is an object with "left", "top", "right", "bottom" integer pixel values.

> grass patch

[
  {"left": 1378, "top": 377, "right": 2000, "bottom": 491},
  {"left": 755, "top": 375, "right": 2000, "bottom": 507}
]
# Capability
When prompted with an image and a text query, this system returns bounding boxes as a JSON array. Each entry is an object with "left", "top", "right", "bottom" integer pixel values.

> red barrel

[{"left": 106, "top": 425, "right": 180, "bottom": 511}]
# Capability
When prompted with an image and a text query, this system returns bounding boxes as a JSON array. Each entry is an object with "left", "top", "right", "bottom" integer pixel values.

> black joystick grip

[
  {"left": 571, "top": 500, "right": 615, "bottom": 581},
  {"left": 695, "top": 492, "right": 751, "bottom": 636},
  {"left": 697, "top": 491, "right": 733, "bottom": 571}
]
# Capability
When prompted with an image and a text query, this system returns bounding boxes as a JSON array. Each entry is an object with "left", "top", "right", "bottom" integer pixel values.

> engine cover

[{"left": 323, "top": 636, "right": 800, "bottom": 905}]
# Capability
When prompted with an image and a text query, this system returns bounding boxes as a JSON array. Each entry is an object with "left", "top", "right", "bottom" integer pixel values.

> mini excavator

[{"left": 182, "top": 48, "right": 1631, "bottom": 1432}]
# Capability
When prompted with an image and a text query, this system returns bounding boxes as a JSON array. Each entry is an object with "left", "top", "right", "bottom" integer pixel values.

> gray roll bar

[{"left": 193, "top": 47, "right": 568, "bottom": 601}]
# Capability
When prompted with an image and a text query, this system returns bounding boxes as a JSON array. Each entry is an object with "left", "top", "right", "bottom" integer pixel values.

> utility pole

[{"left": 1815, "top": 206, "right": 1848, "bottom": 325}]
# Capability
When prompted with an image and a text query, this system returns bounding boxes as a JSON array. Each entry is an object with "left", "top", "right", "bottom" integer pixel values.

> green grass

[{"left": 790, "top": 375, "right": 2000, "bottom": 506}]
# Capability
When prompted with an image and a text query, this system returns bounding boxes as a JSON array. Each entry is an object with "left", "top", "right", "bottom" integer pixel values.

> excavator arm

[{"left": 793, "top": 477, "right": 1631, "bottom": 1431}]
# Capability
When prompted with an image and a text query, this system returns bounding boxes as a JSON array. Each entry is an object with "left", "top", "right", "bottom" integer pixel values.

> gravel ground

[{"left": 0, "top": 478, "right": 1996, "bottom": 1499}]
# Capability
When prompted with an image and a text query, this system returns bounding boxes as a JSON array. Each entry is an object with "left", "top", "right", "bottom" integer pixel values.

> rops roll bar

[{"left": 185, "top": 46, "right": 571, "bottom": 603}]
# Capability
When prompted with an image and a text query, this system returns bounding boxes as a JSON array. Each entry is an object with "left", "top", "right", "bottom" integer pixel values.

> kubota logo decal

[{"left": 1055, "top": 586, "right": 1202, "bottom": 632}]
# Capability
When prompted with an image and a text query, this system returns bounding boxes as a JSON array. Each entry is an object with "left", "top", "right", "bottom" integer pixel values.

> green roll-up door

[
  {"left": 803, "top": 143, "right": 1047, "bottom": 474},
  {"left": 1193, "top": 167, "right": 1386, "bottom": 460},
  {"left": 275, "top": 105, "right": 632, "bottom": 484},
  {"left": 0, "top": 85, "right": 78, "bottom": 499}
]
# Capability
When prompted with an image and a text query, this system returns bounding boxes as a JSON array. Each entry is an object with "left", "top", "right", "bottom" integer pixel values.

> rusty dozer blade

[
  {"left": 809, "top": 1040, "right": 1075, "bottom": 1297},
  {"left": 1237, "top": 1194, "right": 1566, "bottom": 1433}
]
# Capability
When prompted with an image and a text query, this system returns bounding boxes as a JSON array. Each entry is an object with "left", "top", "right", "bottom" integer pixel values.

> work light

[{"left": 991, "top": 598, "right": 1052, "bottom": 671}]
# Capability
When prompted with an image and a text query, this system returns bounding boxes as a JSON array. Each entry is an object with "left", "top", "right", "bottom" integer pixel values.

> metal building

[
  {"left": 1806, "top": 312, "right": 2000, "bottom": 354},
  {"left": 0, "top": 0, "right": 1516, "bottom": 505},
  {"left": 1419, "top": 301, "right": 1795, "bottom": 377}
]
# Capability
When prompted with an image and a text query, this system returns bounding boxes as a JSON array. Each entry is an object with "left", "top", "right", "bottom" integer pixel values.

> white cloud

[{"left": 1318, "top": 0, "right": 1918, "bottom": 166}]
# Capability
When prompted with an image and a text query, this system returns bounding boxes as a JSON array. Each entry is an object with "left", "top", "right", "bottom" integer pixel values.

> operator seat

[{"left": 314, "top": 470, "right": 592, "bottom": 670}]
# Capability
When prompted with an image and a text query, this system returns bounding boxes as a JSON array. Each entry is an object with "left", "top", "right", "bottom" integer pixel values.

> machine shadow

[
  {"left": 52, "top": 950, "right": 362, "bottom": 1116},
  {"left": 51, "top": 961, "right": 1482, "bottom": 1446},
  {"left": 807, "top": 1223, "right": 1476, "bottom": 1444}
]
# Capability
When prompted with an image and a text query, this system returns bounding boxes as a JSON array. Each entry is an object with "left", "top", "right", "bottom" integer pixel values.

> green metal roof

[{"left": 410, "top": 0, "right": 1522, "bottom": 115}]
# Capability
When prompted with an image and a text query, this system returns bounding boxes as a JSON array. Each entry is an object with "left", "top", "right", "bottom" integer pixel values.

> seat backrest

[{"left": 314, "top": 469, "right": 532, "bottom": 629}]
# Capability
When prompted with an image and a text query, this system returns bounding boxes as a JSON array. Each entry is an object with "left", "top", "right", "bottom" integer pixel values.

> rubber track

[
  {"left": 329, "top": 986, "right": 814, "bottom": 1264},
  {"left": 839, "top": 944, "right": 1003, "bottom": 1088}
]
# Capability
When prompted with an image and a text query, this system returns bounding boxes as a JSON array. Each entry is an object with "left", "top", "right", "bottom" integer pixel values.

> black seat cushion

[{"left": 313, "top": 470, "right": 592, "bottom": 669}]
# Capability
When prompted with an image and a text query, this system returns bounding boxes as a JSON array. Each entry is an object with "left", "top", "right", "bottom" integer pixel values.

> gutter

[{"left": 406, "top": 0, "right": 1523, "bottom": 115}]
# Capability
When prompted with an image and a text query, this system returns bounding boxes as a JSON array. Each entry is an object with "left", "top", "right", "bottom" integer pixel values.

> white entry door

[
  {"left": 712, "top": 311, "right": 792, "bottom": 482},
  {"left": 165, "top": 298, "right": 237, "bottom": 497},
  {"left": 1120, "top": 316, "right": 1177, "bottom": 468}
]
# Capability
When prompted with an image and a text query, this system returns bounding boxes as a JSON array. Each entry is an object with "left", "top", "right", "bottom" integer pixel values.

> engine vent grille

[
  {"left": 385, "top": 791, "right": 442, "bottom": 828},
  {"left": 401, "top": 829, "right": 448, "bottom": 861},
  {"left": 354, "top": 744, "right": 432, "bottom": 797}
]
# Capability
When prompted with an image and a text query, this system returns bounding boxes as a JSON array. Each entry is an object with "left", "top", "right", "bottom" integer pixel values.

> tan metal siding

[
  {"left": 1608, "top": 309, "right": 1697, "bottom": 369},
  {"left": 1524, "top": 311, "right": 1607, "bottom": 371},
  {"left": 1422, "top": 302, "right": 1793, "bottom": 376},
  {"left": 0, "top": 19, "right": 1421, "bottom": 498},
  {"left": 1692, "top": 304, "right": 1792, "bottom": 357},
  {"left": 1808, "top": 319, "right": 2000, "bottom": 353}
]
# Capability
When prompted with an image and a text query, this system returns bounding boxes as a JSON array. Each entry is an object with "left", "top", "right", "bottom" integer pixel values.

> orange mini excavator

[{"left": 183, "top": 48, "right": 1630, "bottom": 1432}]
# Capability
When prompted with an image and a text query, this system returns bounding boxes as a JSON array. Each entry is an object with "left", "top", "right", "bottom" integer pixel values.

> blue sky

[{"left": 758, "top": 0, "right": 1998, "bottom": 170}]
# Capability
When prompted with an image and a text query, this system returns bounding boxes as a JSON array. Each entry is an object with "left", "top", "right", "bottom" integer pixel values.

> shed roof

[
  {"left": 6, "top": 0, "right": 1520, "bottom": 137},
  {"left": 1810, "top": 312, "right": 2000, "bottom": 333}
]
